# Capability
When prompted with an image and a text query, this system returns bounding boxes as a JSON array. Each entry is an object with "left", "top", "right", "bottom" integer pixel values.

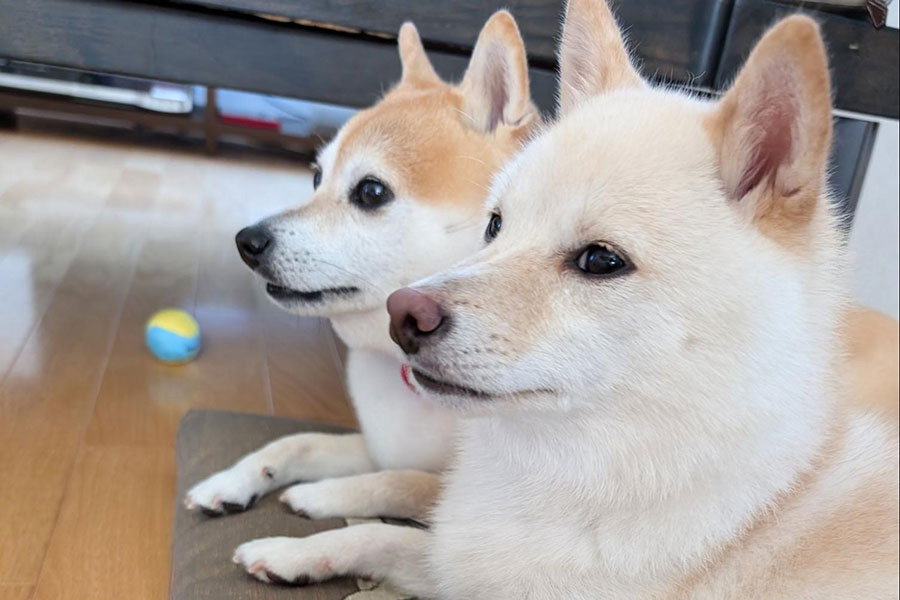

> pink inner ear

[
  {"left": 484, "top": 45, "right": 508, "bottom": 130},
  {"left": 735, "top": 67, "right": 797, "bottom": 200}
]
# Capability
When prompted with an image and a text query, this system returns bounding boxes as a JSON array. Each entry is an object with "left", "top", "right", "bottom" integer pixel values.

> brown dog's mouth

[
  {"left": 410, "top": 369, "right": 492, "bottom": 399},
  {"left": 266, "top": 283, "right": 359, "bottom": 303}
]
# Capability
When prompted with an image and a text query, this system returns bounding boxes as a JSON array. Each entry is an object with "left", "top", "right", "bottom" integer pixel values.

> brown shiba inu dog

[{"left": 185, "top": 12, "right": 539, "bottom": 520}]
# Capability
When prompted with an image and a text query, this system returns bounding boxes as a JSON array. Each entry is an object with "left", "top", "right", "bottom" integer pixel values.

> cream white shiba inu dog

[
  {"left": 184, "top": 12, "right": 539, "bottom": 519},
  {"left": 231, "top": 1, "right": 899, "bottom": 597}
]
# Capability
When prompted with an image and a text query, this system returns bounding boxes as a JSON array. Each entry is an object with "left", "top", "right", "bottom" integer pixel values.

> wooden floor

[{"left": 0, "top": 129, "right": 356, "bottom": 600}]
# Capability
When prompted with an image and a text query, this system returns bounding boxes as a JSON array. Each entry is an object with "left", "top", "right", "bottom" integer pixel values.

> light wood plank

[
  {"left": 81, "top": 219, "right": 204, "bottom": 448},
  {"left": 31, "top": 445, "right": 174, "bottom": 600},
  {"left": 259, "top": 291, "right": 356, "bottom": 427},
  {"left": 0, "top": 584, "right": 32, "bottom": 600},
  {"left": 107, "top": 166, "right": 162, "bottom": 212},
  {"left": 0, "top": 213, "right": 93, "bottom": 377},
  {"left": 0, "top": 214, "right": 143, "bottom": 583}
]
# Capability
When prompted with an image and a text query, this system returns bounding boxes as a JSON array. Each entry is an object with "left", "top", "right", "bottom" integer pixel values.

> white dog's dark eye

[
  {"left": 575, "top": 244, "right": 631, "bottom": 276},
  {"left": 351, "top": 177, "right": 394, "bottom": 210},
  {"left": 485, "top": 213, "right": 502, "bottom": 242},
  {"left": 312, "top": 165, "right": 322, "bottom": 189}
]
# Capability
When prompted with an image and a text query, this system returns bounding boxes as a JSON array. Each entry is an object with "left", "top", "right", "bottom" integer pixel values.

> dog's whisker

[
  {"left": 457, "top": 154, "right": 488, "bottom": 166},
  {"left": 305, "top": 256, "right": 392, "bottom": 296},
  {"left": 451, "top": 107, "right": 477, "bottom": 126},
  {"left": 462, "top": 178, "right": 493, "bottom": 196},
  {"left": 445, "top": 213, "right": 483, "bottom": 234}
]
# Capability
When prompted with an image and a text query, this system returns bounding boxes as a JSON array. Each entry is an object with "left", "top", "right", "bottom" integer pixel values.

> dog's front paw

[
  {"left": 279, "top": 480, "right": 344, "bottom": 519},
  {"left": 184, "top": 464, "right": 271, "bottom": 516},
  {"left": 233, "top": 537, "right": 338, "bottom": 586}
]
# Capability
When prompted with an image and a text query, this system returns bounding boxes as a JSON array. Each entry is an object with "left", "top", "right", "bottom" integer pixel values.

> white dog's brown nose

[{"left": 387, "top": 288, "right": 445, "bottom": 355}]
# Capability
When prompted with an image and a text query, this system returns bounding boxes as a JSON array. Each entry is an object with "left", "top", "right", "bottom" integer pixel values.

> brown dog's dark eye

[
  {"left": 312, "top": 166, "right": 322, "bottom": 189},
  {"left": 575, "top": 244, "right": 631, "bottom": 277},
  {"left": 485, "top": 213, "right": 502, "bottom": 242},
  {"left": 351, "top": 177, "right": 394, "bottom": 210}
]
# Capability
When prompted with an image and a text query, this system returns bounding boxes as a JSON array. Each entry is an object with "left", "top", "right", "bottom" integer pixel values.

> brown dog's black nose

[
  {"left": 387, "top": 288, "right": 445, "bottom": 355},
  {"left": 235, "top": 226, "right": 271, "bottom": 269}
]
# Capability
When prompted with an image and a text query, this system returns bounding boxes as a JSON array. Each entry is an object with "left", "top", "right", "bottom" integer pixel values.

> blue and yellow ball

[{"left": 145, "top": 309, "right": 201, "bottom": 364}]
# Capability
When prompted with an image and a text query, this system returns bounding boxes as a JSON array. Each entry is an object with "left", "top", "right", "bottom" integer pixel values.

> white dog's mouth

[
  {"left": 411, "top": 368, "right": 492, "bottom": 399},
  {"left": 410, "top": 367, "right": 554, "bottom": 401},
  {"left": 265, "top": 282, "right": 360, "bottom": 303}
]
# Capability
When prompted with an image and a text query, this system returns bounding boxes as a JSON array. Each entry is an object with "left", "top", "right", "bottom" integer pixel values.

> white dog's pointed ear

[
  {"left": 459, "top": 10, "right": 535, "bottom": 132},
  {"left": 398, "top": 22, "right": 441, "bottom": 86},
  {"left": 708, "top": 16, "right": 832, "bottom": 238},
  {"left": 558, "top": 0, "right": 643, "bottom": 117}
]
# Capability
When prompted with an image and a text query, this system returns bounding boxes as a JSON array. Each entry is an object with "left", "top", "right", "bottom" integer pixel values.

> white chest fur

[
  {"left": 345, "top": 348, "right": 458, "bottom": 472},
  {"left": 427, "top": 405, "right": 826, "bottom": 600}
]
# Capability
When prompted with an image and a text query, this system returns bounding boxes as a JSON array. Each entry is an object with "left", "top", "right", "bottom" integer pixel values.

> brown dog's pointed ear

[
  {"left": 708, "top": 16, "right": 832, "bottom": 237},
  {"left": 459, "top": 10, "right": 535, "bottom": 133},
  {"left": 558, "top": 0, "right": 642, "bottom": 117},
  {"left": 398, "top": 22, "right": 441, "bottom": 86}
]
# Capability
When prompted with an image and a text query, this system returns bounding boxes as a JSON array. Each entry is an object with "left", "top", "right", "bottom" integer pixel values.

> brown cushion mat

[{"left": 170, "top": 409, "right": 364, "bottom": 599}]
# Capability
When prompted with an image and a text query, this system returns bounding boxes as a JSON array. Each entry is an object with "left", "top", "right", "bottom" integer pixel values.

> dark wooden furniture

[
  {"left": 0, "top": 0, "right": 896, "bottom": 213},
  {"left": 1, "top": 0, "right": 896, "bottom": 115},
  {"left": 718, "top": 0, "right": 899, "bottom": 119},
  {"left": 0, "top": 85, "right": 318, "bottom": 155}
]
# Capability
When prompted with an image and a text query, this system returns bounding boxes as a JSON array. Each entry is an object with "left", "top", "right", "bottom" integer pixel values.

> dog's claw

[
  {"left": 279, "top": 492, "right": 309, "bottom": 518},
  {"left": 222, "top": 494, "right": 258, "bottom": 514},
  {"left": 264, "top": 569, "right": 288, "bottom": 585},
  {"left": 222, "top": 502, "right": 244, "bottom": 513},
  {"left": 265, "top": 570, "right": 310, "bottom": 586},
  {"left": 243, "top": 561, "right": 310, "bottom": 586}
]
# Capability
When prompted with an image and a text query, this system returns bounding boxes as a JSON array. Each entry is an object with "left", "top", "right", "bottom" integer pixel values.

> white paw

[
  {"left": 279, "top": 480, "right": 347, "bottom": 519},
  {"left": 233, "top": 537, "right": 340, "bottom": 586},
  {"left": 184, "top": 463, "right": 272, "bottom": 515}
]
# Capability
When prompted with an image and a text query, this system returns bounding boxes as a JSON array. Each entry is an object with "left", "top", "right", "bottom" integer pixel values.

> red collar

[{"left": 400, "top": 364, "right": 419, "bottom": 394}]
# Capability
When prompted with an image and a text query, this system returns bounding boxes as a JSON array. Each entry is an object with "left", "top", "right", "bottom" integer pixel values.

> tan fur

[
  {"left": 397, "top": 23, "right": 441, "bottom": 87},
  {"left": 842, "top": 307, "right": 900, "bottom": 421},
  {"left": 670, "top": 405, "right": 898, "bottom": 599},
  {"left": 334, "top": 86, "right": 523, "bottom": 209},
  {"left": 321, "top": 12, "right": 537, "bottom": 215},
  {"left": 684, "top": 424, "right": 900, "bottom": 600}
]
